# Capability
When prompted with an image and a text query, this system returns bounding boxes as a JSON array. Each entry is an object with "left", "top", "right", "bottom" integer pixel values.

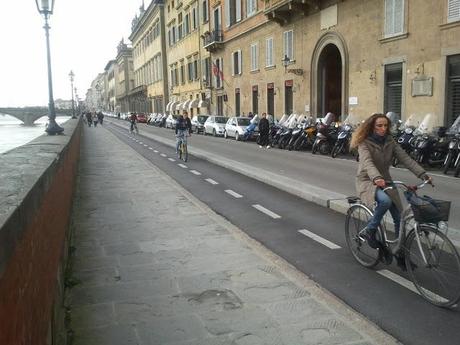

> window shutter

[
  {"left": 384, "top": 0, "right": 394, "bottom": 36},
  {"left": 232, "top": 52, "right": 235, "bottom": 76},
  {"left": 225, "top": 0, "right": 230, "bottom": 27},
  {"left": 236, "top": 0, "right": 242, "bottom": 22},
  {"left": 448, "top": 0, "right": 460, "bottom": 22},
  {"left": 238, "top": 50, "right": 242, "bottom": 75},
  {"left": 393, "top": 0, "right": 404, "bottom": 34}
]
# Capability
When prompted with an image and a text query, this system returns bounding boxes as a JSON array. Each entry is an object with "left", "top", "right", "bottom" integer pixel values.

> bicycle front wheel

[
  {"left": 345, "top": 204, "right": 380, "bottom": 268},
  {"left": 405, "top": 225, "right": 460, "bottom": 307}
]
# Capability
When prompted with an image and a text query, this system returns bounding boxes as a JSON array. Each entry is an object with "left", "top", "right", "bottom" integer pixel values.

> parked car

[
  {"left": 204, "top": 116, "right": 227, "bottom": 136},
  {"left": 147, "top": 113, "right": 157, "bottom": 124},
  {"left": 165, "top": 114, "right": 179, "bottom": 129},
  {"left": 224, "top": 116, "right": 252, "bottom": 141},
  {"left": 137, "top": 113, "right": 148, "bottom": 123},
  {"left": 191, "top": 115, "right": 209, "bottom": 134}
]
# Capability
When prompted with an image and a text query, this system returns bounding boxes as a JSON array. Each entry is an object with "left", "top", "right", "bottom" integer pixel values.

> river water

[{"left": 0, "top": 114, "right": 69, "bottom": 154}]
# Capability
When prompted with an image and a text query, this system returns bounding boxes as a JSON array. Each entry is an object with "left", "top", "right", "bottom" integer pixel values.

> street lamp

[
  {"left": 35, "top": 0, "right": 64, "bottom": 135},
  {"left": 282, "top": 55, "right": 304, "bottom": 76},
  {"left": 69, "top": 70, "right": 76, "bottom": 119}
]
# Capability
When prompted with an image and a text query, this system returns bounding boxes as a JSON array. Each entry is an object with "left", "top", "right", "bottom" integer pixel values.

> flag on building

[{"left": 212, "top": 62, "right": 224, "bottom": 81}]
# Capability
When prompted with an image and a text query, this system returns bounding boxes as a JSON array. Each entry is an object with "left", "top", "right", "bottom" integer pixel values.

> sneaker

[
  {"left": 266, "top": 145, "right": 271, "bottom": 149},
  {"left": 380, "top": 246, "right": 393, "bottom": 265},
  {"left": 362, "top": 228, "right": 379, "bottom": 249}
]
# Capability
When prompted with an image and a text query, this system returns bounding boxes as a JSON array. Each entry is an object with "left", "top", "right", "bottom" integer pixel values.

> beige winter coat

[{"left": 356, "top": 136, "right": 426, "bottom": 210}]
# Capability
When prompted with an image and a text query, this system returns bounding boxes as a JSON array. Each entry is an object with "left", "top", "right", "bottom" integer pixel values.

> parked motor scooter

[
  {"left": 312, "top": 112, "right": 338, "bottom": 155},
  {"left": 442, "top": 115, "right": 460, "bottom": 175},
  {"left": 277, "top": 114, "right": 298, "bottom": 149},
  {"left": 287, "top": 116, "right": 313, "bottom": 151},
  {"left": 270, "top": 114, "right": 289, "bottom": 147},
  {"left": 242, "top": 114, "right": 259, "bottom": 141},
  {"left": 410, "top": 126, "right": 448, "bottom": 166},
  {"left": 331, "top": 121, "right": 353, "bottom": 158},
  {"left": 292, "top": 121, "right": 317, "bottom": 150}
]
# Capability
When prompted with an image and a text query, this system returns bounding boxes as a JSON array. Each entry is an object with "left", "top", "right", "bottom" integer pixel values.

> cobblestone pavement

[{"left": 67, "top": 126, "right": 399, "bottom": 345}]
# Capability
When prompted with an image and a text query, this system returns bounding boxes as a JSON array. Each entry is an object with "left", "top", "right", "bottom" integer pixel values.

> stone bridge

[{"left": 0, "top": 107, "right": 72, "bottom": 126}]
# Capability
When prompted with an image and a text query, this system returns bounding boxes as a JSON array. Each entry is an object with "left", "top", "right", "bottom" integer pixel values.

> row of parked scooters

[{"left": 265, "top": 112, "right": 460, "bottom": 177}]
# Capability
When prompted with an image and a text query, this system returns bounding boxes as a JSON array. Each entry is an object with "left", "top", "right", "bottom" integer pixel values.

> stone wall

[{"left": 0, "top": 119, "right": 81, "bottom": 345}]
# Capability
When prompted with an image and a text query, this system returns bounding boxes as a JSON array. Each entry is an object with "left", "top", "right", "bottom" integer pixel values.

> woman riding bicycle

[{"left": 349, "top": 113, "right": 432, "bottom": 253}]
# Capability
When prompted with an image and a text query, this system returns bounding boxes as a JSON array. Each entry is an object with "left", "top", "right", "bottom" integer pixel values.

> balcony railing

[
  {"left": 264, "top": 0, "right": 320, "bottom": 25},
  {"left": 203, "top": 30, "right": 224, "bottom": 52}
]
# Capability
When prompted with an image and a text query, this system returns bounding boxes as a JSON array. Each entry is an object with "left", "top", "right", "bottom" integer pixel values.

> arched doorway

[
  {"left": 318, "top": 44, "right": 342, "bottom": 117},
  {"left": 311, "top": 32, "right": 349, "bottom": 120}
]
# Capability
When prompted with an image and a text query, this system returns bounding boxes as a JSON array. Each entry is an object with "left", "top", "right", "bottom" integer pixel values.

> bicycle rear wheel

[
  {"left": 405, "top": 225, "right": 460, "bottom": 307},
  {"left": 181, "top": 143, "right": 188, "bottom": 162},
  {"left": 345, "top": 204, "right": 380, "bottom": 268}
]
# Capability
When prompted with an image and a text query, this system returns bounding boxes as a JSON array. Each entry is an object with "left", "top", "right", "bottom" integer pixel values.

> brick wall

[{"left": 0, "top": 121, "right": 81, "bottom": 345}]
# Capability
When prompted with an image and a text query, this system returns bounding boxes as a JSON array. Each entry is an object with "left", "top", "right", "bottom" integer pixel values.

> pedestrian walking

[
  {"left": 97, "top": 111, "right": 104, "bottom": 125},
  {"left": 93, "top": 113, "right": 99, "bottom": 127},
  {"left": 257, "top": 112, "right": 270, "bottom": 148},
  {"left": 85, "top": 112, "right": 92, "bottom": 127}
]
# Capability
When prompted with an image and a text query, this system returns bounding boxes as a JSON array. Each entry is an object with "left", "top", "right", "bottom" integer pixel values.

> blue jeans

[
  {"left": 176, "top": 130, "right": 188, "bottom": 153},
  {"left": 367, "top": 188, "right": 401, "bottom": 237}
]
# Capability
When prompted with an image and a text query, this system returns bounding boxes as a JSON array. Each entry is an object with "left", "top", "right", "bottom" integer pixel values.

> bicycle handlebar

[{"left": 382, "top": 179, "right": 433, "bottom": 193}]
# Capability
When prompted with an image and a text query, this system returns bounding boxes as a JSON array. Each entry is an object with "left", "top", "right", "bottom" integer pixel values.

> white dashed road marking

[
  {"left": 205, "top": 178, "right": 219, "bottom": 185},
  {"left": 377, "top": 269, "right": 448, "bottom": 303},
  {"left": 190, "top": 170, "right": 202, "bottom": 175},
  {"left": 160, "top": 153, "right": 167, "bottom": 157},
  {"left": 298, "top": 229, "right": 341, "bottom": 249},
  {"left": 168, "top": 158, "right": 176, "bottom": 162},
  {"left": 225, "top": 190, "right": 243, "bottom": 198},
  {"left": 252, "top": 204, "right": 281, "bottom": 219},
  {"left": 148, "top": 147, "right": 153, "bottom": 150},
  {"left": 154, "top": 150, "right": 158, "bottom": 153},
  {"left": 143, "top": 144, "right": 148, "bottom": 147},
  {"left": 178, "top": 163, "right": 188, "bottom": 169}
]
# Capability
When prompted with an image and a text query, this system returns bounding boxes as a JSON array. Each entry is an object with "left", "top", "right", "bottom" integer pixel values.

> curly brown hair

[{"left": 350, "top": 113, "right": 391, "bottom": 149}]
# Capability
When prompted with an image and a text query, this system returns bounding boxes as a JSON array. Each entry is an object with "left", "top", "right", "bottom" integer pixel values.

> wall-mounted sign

[
  {"left": 412, "top": 76, "right": 433, "bottom": 97},
  {"left": 349, "top": 96, "right": 358, "bottom": 105},
  {"left": 285, "top": 80, "right": 293, "bottom": 87}
]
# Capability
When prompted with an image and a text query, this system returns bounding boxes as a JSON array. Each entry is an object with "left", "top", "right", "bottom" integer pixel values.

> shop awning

[
  {"left": 198, "top": 99, "right": 209, "bottom": 108},
  {"left": 188, "top": 98, "right": 200, "bottom": 110},
  {"left": 182, "top": 100, "right": 191, "bottom": 110},
  {"left": 170, "top": 101, "right": 181, "bottom": 112}
]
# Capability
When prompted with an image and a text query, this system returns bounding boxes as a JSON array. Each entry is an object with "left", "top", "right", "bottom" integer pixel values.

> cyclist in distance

[
  {"left": 175, "top": 110, "right": 192, "bottom": 154},
  {"left": 349, "top": 113, "right": 432, "bottom": 252},
  {"left": 130, "top": 112, "right": 138, "bottom": 133}
]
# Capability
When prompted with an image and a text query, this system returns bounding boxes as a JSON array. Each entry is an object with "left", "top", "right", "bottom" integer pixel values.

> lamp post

[
  {"left": 69, "top": 70, "right": 76, "bottom": 118},
  {"left": 35, "top": 0, "right": 63, "bottom": 135},
  {"left": 282, "top": 55, "right": 304, "bottom": 76}
]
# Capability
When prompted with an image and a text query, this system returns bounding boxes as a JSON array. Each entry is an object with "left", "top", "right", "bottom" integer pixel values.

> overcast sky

[{"left": 0, "top": 0, "right": 150, "bottom": 107}]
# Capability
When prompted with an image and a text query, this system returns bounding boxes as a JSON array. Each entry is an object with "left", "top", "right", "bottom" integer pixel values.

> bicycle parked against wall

[{"left": 345, "top": 180, "right": 460, "bottom": 307}]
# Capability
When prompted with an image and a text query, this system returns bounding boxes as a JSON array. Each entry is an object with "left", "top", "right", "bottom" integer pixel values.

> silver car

[
  {"left": 224, "top": 116, "right": 252, "bottom": 141},
  {"left": 203, "top": 116, "right": 227, "bottom": 136}
]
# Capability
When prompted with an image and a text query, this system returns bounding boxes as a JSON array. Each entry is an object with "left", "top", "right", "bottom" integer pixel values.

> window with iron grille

[
  {"left": 384, "top": 63, "right": 403, "bottom": 120},
  {"left": 448, "top": 0, "right": 460, "bottom": 22},
  {"left": 384, "top": 0, "right": 404, "bottom": 37},
  {"left": 447, "top": 55, "right": 460, "bottom": 126}
]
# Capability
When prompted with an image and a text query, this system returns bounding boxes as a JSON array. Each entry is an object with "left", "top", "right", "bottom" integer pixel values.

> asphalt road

[
  {"left": 117, "top": 120, "right": 460, "bottom": 229},
  {"left": 106, "top": 122, "right": 460, "bottom": 345}
]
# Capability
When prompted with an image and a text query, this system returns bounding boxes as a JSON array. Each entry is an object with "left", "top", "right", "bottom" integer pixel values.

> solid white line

[
  {"left": 225, "top": 189, "right": 243, "bottom": 198},
  {"left": 377, "top": 269, "right": 448, "bottom": 303},
  {"left": 178, "top": 163, "right": 188, "bottom": 169},
  {"left": 190, "top": 170, "right": 202, "bottom": 175},
  {"left": 205, "top": 178, "right": 219, "bottom": 185},
  {"left": 298, "top": 229, "right": 341, "bottom": 249},
  {"left": 252, "top": 204, "right": 281, "bottom": 219},
  {"left": 168, "top": 158, "right": 176, "bottom": 162},
  {"left": 160, "top": 153, "right": 167, "bottom": 157}
]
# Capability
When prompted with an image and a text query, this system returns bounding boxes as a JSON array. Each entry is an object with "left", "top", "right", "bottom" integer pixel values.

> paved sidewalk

[{"left": 68, "top": 126, "right": 399, "bottom": 345}]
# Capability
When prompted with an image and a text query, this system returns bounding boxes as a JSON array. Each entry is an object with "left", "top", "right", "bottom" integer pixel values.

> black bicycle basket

[{"left": 404, "top": 191, "right": 451, "bottom": 223}]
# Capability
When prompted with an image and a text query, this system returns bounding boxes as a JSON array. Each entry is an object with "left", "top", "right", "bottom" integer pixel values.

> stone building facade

[
  {"left": 209, "top": 0, "right": 460, "bottom": 126},
  {"left": 104, "top": 60, "right": 117, "bottom": 112},
  {"left": 164, "top": 0, "right": 212, "bottom": 116},
  {"left": 115, "top": 40, "right": 135, "bottom": 113}
]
